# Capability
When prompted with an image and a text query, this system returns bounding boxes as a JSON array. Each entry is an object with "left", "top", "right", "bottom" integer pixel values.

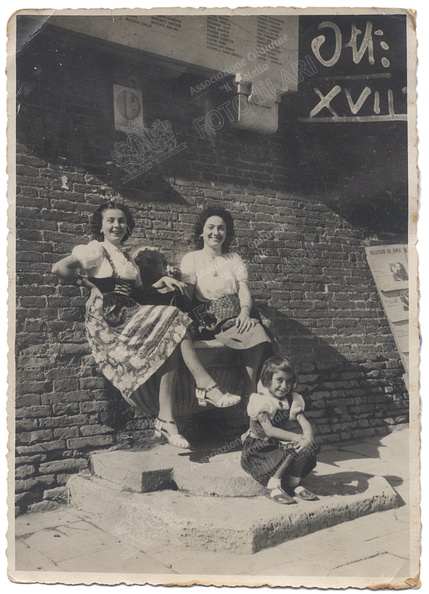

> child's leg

[
  {"left": 264, "top": 453, "right": 296, "bottom": 504},
  {"left": 286, "top": 452, "right": 318, "bottom": 500},
  {"left": 266, "top": 454, "right": 294, "bottom": 490}
]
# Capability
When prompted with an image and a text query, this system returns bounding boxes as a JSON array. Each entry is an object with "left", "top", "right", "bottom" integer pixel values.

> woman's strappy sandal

[
  {"left": 196, "top": 384, "right": 241, "bottom": 408},
  {"left": 154, "top": 418, "right": 191, "bottom": 449}
]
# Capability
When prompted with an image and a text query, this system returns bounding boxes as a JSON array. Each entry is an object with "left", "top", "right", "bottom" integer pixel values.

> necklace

[
  {"left": 213, "top": 257, "right": 219, "bottom": 277},
  {"left": 206, "top": 253, "right": 219, "bottom": 277}
]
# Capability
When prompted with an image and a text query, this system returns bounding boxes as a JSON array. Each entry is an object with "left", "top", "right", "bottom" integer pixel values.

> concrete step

[{"left": 68, "top": 470, "right": 400, "bottom": 554}]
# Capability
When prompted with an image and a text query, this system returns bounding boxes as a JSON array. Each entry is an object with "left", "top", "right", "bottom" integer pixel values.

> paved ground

[{"left": 10, "top": 424, "right": 419, "bottom": 587}]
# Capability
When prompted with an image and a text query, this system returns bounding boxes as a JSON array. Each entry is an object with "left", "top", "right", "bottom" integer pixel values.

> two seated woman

[{"left": 52, "top": 202, "right": 273, "bottom": 450}]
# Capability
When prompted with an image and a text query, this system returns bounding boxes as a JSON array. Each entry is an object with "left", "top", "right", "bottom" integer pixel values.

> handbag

[{"left": 207, "top": 293, "right": 241, "bottom": 323}]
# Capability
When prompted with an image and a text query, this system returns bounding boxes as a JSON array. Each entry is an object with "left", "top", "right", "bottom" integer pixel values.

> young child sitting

[{"left": 241, "top": 356, "right": 319, "bottom": 504}]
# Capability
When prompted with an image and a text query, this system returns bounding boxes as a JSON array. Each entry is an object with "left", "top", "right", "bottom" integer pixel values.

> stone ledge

[{"left": 67, "top": 472, "right": 400, "bottom": 554}]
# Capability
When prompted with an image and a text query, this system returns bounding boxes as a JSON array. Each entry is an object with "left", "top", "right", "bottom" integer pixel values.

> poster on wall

[
  {"left": 365, "top": 245, "right": 409, "bottom": 292},
  {"left": 365, "top": 244, "right": 410, "bottom": 380},
  {"left": 7, "top": 6, "right": 419, "bottom": 591},
  {"left": 379, "top": 289, "right": 409, "bottom": 323},
  {"left": 391, "top": 320, "right": 410, "bottom": 358}
]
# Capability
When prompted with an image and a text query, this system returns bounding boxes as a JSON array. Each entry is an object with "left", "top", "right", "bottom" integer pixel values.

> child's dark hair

[
  {"left": 193, "top": 206, "right": 235, "bottom": 252},
  {"left": 90, "top": 201, "right": 135, "bottom": 243},
  {"left": 260, "top": 356, "right": 297, "bottom": 388}
]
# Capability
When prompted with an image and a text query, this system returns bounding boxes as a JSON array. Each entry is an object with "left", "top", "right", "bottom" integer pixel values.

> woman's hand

[
  {"left": 235, "top": 311, "right": 256, "bottom": 334},
  {"left": 153, "top": 276, "right": 187, "bottom": 294},
  {"left": 86, "top": 286, "right": 103, "bottom": 310}
]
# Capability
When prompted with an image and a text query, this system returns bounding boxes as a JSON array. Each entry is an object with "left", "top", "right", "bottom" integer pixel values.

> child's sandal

[
  {"left": 293, "top": 487, "right": 318, "bottom": 501},
  {"left": 265, "top": 487, "right": 296, "bottom": 505}
]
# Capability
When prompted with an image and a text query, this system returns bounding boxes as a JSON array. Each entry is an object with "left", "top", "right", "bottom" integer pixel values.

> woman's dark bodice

[
  {"left": 89, "top": 276, "right": 134, "bottom": 297},
  {"left": 88, "top": 277, "right": 138, "bottom": 327}
]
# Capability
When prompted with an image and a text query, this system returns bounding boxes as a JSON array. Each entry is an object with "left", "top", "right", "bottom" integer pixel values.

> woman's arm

[
  {"left": 235, "top": 280, "right": 256, "bottom": 333},
  {"left": 52, "top": 255, "right": 97, "bottom": 291},
  {"left": 179, "top": 253, "right": 196, "bottom": 301},
  {"left": 182, "top": 282, "right": 195, "bottom": 302},
  {"left": 152, "top": 276, "right": 187, "bottom": 294},
  {"left": 52, "top": 254, "right": 81, "bottom": 282}
]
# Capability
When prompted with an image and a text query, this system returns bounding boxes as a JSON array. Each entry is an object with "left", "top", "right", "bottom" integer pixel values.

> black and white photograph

[{"left": 7, "top": 6, "right": 421, "bottom": 589}]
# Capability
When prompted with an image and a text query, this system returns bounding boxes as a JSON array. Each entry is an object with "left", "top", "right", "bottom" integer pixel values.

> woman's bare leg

[
  {"left": 179, "top": 333, "right": 236, "bottom": 404},
  {"left": 157, "top": 346, "right": 180, "bottom": 435},
  {"left": 241, "top": 343, "right": 266, "bottom": 395}
]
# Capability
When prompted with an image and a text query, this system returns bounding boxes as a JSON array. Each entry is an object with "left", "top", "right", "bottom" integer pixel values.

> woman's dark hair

[
  {"left": 193, "top": 206, "right": 235, "bottom": 252},
  {"left": 260, "top": 356, "right": 297, "bottom": 389},
  {"left": 90, "top": 201, "right": 135, "bottom": 243}
]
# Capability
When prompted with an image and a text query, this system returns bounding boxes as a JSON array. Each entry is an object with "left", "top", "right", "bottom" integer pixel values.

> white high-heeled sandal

[
  {"left": 154, "top": 418, "right": 190, "bottom": 449},
  {"left": 196, "top": 384, "right": 241, "bottom": 408}
]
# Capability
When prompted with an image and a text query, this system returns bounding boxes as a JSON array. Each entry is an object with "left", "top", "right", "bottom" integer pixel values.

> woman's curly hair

[
  {"left": 90, "top": 201, "right": 135, "bottom": 243},
  {"left": 193, "top": 206, "right": 235, "bottom": 253}
]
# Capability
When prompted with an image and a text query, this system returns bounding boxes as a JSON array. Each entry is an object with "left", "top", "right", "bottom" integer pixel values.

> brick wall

[{"left": 15, "top": 23, "right": 408, "bottom": 514}]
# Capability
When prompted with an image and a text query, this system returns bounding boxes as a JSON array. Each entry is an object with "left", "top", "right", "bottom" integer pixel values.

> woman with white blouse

[
  {"left": 51, "top": 201, "right": 240, "bottom": 450},
  {"left": 180, "top": 206, "right": 273, "bottom": 399}
]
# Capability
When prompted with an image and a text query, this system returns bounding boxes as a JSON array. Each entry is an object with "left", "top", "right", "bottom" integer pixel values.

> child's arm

[
  {"left": 259, "top": 415, "right": 305, "bottom": 443},
  {"left": 294, "top": 413, "right": 315, "bottom": 453},
  {"left": 297, "top": 413, "right": 314, "bottom": 440}
]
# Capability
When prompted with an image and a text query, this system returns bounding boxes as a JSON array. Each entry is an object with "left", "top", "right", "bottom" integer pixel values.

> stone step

[
  {"left": 67, "top": 471, "right": 400, "bottom": 554},
  {"left": 173, "top": 451, "right": 265, "bottom": 497},
  {"left": 90, "top": 445, "right": 265, "bottom": 496},
  {"left": 90, "top": 446, "right": 189, "bottom": 493}
]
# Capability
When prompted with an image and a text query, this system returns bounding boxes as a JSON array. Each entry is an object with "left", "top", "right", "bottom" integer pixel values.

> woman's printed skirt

[{"left": 85, "top": 293, "right": 192, "bottom": 413}]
